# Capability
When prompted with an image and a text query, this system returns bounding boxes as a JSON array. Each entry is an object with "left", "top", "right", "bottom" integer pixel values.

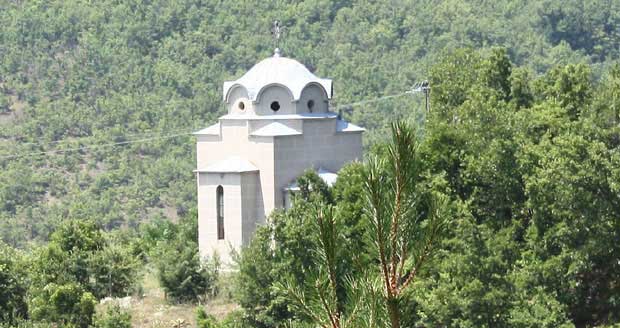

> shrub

[
  {"left": 196, "top": 307, "right": 219, "bottom": 328},
  {"left": 94, "top": 304, "right": 132, "bottom": 328},
  {"left": 156, "top": 237, "right": 218, "bottom": 303}
]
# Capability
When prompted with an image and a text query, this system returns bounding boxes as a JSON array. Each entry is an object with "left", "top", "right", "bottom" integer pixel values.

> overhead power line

[
  {"left": 0, "top": 132, "right": 193, "bottom": 160},
  {"left": 0, "top": 88, "right": 428, "bottom": 161}
]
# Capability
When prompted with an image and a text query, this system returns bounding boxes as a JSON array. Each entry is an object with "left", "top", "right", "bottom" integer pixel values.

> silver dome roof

[{"left": 223, "top": 55, "right": 332, "bottom": 102}]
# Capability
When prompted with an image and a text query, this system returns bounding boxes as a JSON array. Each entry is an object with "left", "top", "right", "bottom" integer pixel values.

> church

[{"left": 194, "top": 48, "right": 364, "bottom": 265}]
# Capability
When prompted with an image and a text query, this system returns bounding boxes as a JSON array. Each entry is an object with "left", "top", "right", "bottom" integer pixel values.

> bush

[
  {"left": 29, "top": 283, "right": 96, "bottom": 328},
  {"left": 0, "top": 242, "right": 28, "bottom": 325},
  {"left": 156, "top": 237, "right": 218, "bottom": 303},
  {"left": 0, "top": 95, "right": 9, "bottom": 113},
  {"left": 89, "top": 243, "right": 140, "bottom": 298},
  {"left": 196, "top": 307, "right": 219, "bottom": 328},
  {"left": 94, "top": 304, "right": 132, "bottom": 328}
]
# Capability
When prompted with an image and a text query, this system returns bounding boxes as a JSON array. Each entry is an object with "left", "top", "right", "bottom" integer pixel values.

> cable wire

[
  {"left": 0, "top": 132, "right": 193, "bottom": 160},
  {"left": 0, "top": 90, "right": 419, "bottom": 161}
]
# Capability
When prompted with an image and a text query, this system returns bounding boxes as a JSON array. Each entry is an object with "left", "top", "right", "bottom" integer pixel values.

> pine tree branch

[{"left": 400, "top": 234, "right": 434, "bottom": 292}]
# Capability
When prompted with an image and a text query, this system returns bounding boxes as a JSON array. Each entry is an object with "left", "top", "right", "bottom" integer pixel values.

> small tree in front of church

[
  {"left": 156, "top": 237, "right": 218, "bottom": 303},
  {"left": 154, "top": 214, "right": 219, "bottom": 303}
]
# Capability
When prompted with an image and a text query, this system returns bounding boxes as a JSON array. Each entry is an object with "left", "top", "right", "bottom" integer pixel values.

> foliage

[
  {"left": 1, "top": 0, "right": 620, "bottom": 247},
  {"left": 196, "top": 307, "right": 219, "bottom": 328},
  {"left": 414, "top": 47, "right": 620, "bottom": 327},
  {"left": 0, "top": 1, "right": 620, "bottom": 327},
  {"left": 154, "top": 224, "right": 218, "bottom": 303},
  {"left": 0, "top": 242, "right": 28, "bottom": 325},
  {"left": 0, "top": 94, "right": 10, "bottom": 113},
  {"left": 21, "top": 220, "right": 141, "bottom": 326},
  {"left": 279, "top": 122, "right": 451, "bottom": 328},
  {"left": 234, "top": 225, "right": 288, "bottom": 328},
  {"left": 93, "top": 304, "right": 132, "bottom": 328},
  {"left": 28, "top": 283, "right": 96, "bottom": 328},
  {"left": 235, "top": 167, "right": 366, "bottom": 327},
  {"left": 29, "top": 220, "right": 141, "bottom": 300},
  {"left": 235, "top": 47, "right": 620, "bottom": 328},
  {"left": 362, "top": 122, "right": 450, "bottom": 328}
]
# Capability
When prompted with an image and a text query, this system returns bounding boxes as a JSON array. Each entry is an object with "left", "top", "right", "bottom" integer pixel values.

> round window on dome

[
  {"left": 238, "top": 101, "right": 245, "bottom": 110},
  {"left": 307, "top": 100, "right": 315, "bottom": 112},
  {"left": 270, "top": 101, "right": 280, "bottom": 112}
]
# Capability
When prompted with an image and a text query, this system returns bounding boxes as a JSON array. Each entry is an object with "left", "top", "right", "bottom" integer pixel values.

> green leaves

[
  {"left": 29, "top": 282, "right": 96, "bottom": 328},
  {"left": 0, "top": 242, "right": 28, "bottom": 325},
  {"left": 155, "top": 237, "right": 218, "bottom": 303}
]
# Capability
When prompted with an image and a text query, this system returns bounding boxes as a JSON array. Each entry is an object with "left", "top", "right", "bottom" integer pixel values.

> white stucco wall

[
  {"left": 255, "top": 85, "right": 295, "bottom": 115},
  {"left": 197, "top": 171, "right": 260, "bottom": 265},
  {"left": 197, "top": 173, "right": 242, "bottom": 263},
  {"left": 297, "top": 84, "right": 328, "bottom": 114},
  {"left": 273, "top": 120, "right": 363, "bottom": 207},
  {"left": 197, "top": 115, "right": 362, "bottom": 264},
  {"left": 227, "top": 87, "right": 252, "bottom": 114},
  {"left": 240, "top": 172, "right": 260, "bottom": 245},
  {"left": 197, "top": 120, "right": 275, "bottom": 212}
]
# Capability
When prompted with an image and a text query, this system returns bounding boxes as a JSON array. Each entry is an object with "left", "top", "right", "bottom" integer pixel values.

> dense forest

[{"left": 1, "top": 0, "right": 620, "bottom": 327}]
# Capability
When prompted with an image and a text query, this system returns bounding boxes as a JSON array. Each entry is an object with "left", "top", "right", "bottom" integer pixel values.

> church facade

[{"left": 194, "top": 50, "right": 364, "bottom": 265}]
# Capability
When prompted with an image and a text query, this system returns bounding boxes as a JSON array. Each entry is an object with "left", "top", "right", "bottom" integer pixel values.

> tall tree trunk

[{"left": 387, "top": 298, "right": 400, "bottom": 328}]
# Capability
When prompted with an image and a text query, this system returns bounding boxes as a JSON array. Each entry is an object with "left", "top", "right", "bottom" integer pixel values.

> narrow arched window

[{"left": 216, "top": 185, "right": 224, "bottom": 240}]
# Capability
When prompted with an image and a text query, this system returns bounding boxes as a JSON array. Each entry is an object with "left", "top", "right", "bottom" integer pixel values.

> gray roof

[
  {"left": 196, "top": 157, "right": 259, "bottom": 173},
  {"left": 220, "top": 112, "right": 338, "bottom": 120},
  {"left": 250, "top": 122, "right": 301, "bottom": 137},
  {"left": 285, "top": 168, "right": 339, "bottom": 191},
  {"left": 223, "top": 55, "right": 332, "bottom": 102},
  {"left": 193, "top": 123, "right": 220, "bottom": 136},
  {"left": 336, "top": 119, "right": 365, "bottom": 133}
]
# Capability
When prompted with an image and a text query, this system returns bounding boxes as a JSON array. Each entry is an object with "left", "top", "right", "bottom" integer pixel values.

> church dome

[{"left": 223, "top": 54, "right": 332, "bottom": 103}]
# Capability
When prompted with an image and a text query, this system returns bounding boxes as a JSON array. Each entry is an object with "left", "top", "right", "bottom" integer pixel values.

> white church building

[{"left": 194, "top": 49, "right": 364, "bottom": 265}]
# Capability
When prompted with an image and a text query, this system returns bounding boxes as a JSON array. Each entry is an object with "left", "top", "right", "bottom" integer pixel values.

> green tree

[
  {"left": 89, "top": 243, "right": 140, "bottom": 298},
  {"left": 0, "top": 94, "right": 10, "bottom": 113},
  {"left": 362, "top": 122, "right": 450, "bottom": 328},
  {"left": 156, "top": 237, "right": 218, "bottom": 303},
  {"left": 281, "top": 122, "right": 450, "bottom": 328},
  {"left": 0, "top": 242, "right": 28, "bottom": 325},
  {"left": 93, "top": 304, "right": 132, "bottom": 328},
  {"left": 235, "top": 168, "right": 363, "bottom": 327},
  {"left": 29, "top": 283, "right": 96, "bottom": 328},
  {"left": 196, "top": 307, "right": 219, "bottom": 328}
]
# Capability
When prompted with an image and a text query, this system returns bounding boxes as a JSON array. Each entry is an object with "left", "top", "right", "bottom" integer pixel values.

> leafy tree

[
  {"left": 535, "top": 63, "right": 593, "bottom": 120},
  {"left": 23, "top": 219, "right": 141, "bottom": 326},
  {"left": 29, "top": 283, "right": 96, "bottom": 328},
  {"left": 0, "top": 94, "right": 10, "bottom": 113},
  {"left": 89, "top": 243, "right": 140, "bottom": 298},
  {"left": 235, "top": 169, "right": 361, "bottom": 327},
  {"left": 196, "top": 307, "right": 219, "bottom": 328},
  {"left": 156, "top": 237, "right": 218, "bottom": 303},
  {"left": 29, "top": 219, "right": 140, "bottom": 300},
  {"left": 0, "top": 242, "right": 28, "bottom": 325},
  {"left": 235, "top": 226, "right": 289, "bottom": 327},
  {"left": 93, "top": 304, "right": 132, "bottom": 328}
]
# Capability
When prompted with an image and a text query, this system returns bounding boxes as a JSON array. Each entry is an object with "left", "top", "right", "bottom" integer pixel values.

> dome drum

[{"left": 222, "top": 56, "right": 332, "bottom": 116}]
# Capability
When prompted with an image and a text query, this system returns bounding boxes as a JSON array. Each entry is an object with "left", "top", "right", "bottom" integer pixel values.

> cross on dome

[{"left": 271, "top": 20, "right": 283, "bottom": 56}]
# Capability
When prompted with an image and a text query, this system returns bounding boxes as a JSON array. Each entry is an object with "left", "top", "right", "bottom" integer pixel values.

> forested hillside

[
  {"left": 2, "top": 1, "right": 620, "bottom": 327},
  {"left": 1, "top": 0, "right": 619, "bottom": 246}
]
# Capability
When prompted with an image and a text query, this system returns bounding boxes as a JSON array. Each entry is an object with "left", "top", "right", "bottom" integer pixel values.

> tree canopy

[{"left": 1, "top": 1, "right": 620, "bottom": 327}]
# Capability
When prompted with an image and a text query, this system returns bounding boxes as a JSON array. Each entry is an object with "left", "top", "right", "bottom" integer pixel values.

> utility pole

[{"left": 407, "top": 80, "right": 431, "bottom": 112}]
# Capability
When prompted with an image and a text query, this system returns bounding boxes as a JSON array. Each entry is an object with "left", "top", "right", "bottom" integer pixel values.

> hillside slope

[{"left": 0, "top": 0, "right": 619, "bottom": 246}]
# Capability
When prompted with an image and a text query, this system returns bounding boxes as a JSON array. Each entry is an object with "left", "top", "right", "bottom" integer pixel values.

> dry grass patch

[{"left": 96, "top": 267, "right": 239, "bottom": 328}]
